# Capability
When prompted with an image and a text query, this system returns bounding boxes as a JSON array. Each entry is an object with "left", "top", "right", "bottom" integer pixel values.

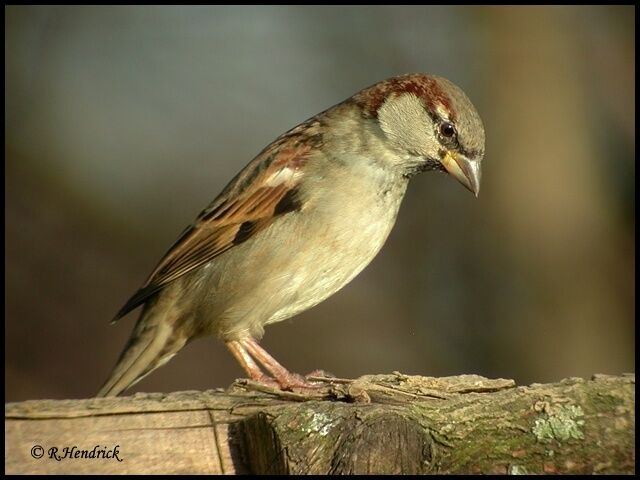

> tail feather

[{"left": 97, "top": 319, "right": 183, "bottom": 397}]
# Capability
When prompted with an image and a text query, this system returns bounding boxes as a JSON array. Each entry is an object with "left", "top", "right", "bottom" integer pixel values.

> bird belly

[{"left": 262, "top": 203, "right": 400, "bottom": 326}]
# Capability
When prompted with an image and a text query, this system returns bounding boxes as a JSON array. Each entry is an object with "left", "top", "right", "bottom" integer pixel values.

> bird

[{"left": 97, "top": 73, "right": 485, "bottom": 397}]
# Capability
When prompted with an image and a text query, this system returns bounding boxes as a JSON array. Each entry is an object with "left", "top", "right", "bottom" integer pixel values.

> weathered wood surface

[{"left": 5, "top": 373, "right": 635, "bottom": 474}]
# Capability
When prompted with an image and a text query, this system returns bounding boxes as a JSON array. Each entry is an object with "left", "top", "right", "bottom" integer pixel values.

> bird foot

[
  {"left": 249, "top": 373, "right": 283, "bottom": 389},
  {"left": 242, "top": 370, "right": 322, "bottom": 392},
  {"left": 274, "top": 371, "right": 324, "bottom": 392}
]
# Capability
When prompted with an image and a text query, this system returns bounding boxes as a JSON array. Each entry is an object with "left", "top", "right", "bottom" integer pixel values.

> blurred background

[{"left": 5, "top": 6, "right": 634, "bottom": 401}]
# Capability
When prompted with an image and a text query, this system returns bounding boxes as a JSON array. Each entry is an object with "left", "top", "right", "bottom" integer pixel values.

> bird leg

[
  {"left": 240, "top": 338, "right": 319, "bottom": 390},
  {"left": 225, "top": 340, "right": 279, "bottom": 387}
]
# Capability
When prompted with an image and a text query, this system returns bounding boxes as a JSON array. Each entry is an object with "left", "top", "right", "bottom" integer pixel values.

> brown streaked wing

[
  {"left": 146, "top": 183, "right": 293, "bottom": 287},
  {"left": 113, "top": 139, "right": 311, "bottom": 321}
]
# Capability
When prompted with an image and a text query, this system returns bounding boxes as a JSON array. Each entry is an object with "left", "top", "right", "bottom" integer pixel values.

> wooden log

[{"left": 5, "top": 373, "right": 635, "bottom": 474}]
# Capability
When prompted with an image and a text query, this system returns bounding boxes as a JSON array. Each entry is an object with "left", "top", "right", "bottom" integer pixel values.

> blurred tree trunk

[{"left": 479, "top": 5, "right": 635, "bottom": 380}]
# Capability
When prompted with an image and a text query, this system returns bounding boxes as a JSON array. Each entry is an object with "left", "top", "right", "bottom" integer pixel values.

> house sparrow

[{"left": 98, "top": 73, "right": 485, "bottom": 397}]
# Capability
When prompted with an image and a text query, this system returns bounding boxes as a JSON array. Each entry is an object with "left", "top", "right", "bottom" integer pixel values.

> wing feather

[{"left": 113, "top": 128, "right": 318, "bottom": 321}]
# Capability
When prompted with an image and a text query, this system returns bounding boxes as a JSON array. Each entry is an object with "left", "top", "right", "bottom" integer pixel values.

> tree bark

[{"left": 5, "top": 373, "right": 634, "bottom": 474}]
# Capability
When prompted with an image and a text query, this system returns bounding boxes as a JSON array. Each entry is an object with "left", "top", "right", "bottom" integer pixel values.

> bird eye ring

[{"left": 439, "top": 121, "right": 457, "bottom": 138}]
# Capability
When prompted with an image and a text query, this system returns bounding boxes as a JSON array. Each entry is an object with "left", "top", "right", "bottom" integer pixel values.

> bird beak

[{"left": 441, "top": 151, "right": 482, "bottom": 197}]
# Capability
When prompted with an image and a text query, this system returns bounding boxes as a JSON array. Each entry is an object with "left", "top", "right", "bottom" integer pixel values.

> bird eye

[{"left": 439, "top": 121, "right": 456, "bottom": 138}]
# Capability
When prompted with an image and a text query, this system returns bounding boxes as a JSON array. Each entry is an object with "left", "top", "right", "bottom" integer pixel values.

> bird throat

[{"left": 404, "top": 158, "right": 445, "bottom": 178}]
